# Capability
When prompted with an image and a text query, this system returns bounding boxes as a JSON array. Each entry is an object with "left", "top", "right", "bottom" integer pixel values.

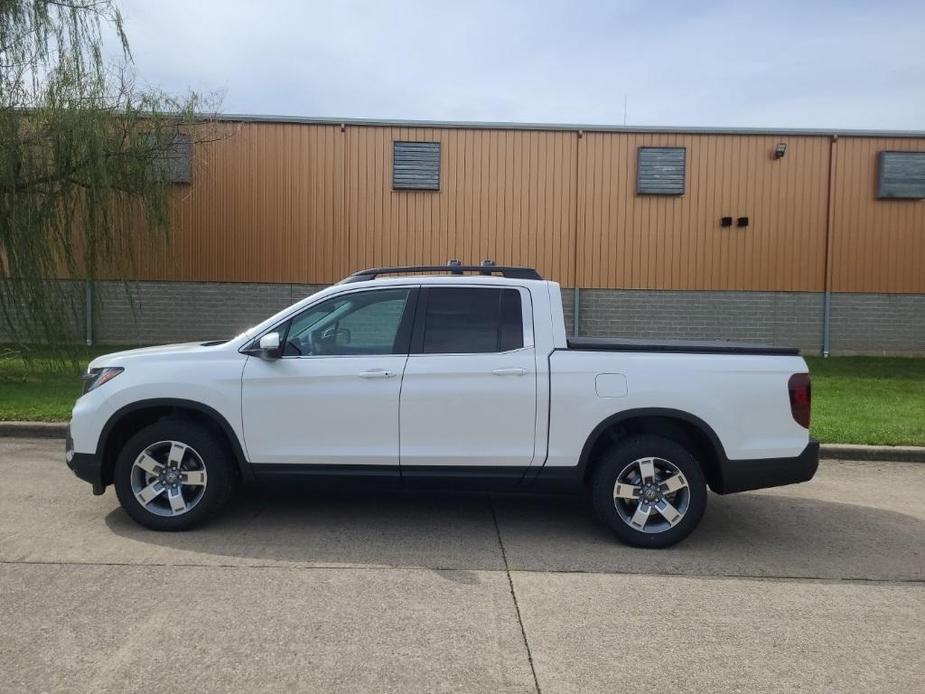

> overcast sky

[{"left": 114, "top": 0, "right": 925, "bottom": 129}]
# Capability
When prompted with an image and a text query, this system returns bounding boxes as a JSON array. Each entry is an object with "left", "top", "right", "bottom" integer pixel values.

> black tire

[
  {"left": 114, "top": 419, "right": 235, "bottom": 531},
  {"left": 591, "top": 434, "right": 707, "bottom": 549}
]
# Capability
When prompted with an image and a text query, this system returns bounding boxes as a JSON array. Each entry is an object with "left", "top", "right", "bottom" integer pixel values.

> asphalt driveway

[{"left": 0, "top": 438, "right": 922, "bottom": 692}]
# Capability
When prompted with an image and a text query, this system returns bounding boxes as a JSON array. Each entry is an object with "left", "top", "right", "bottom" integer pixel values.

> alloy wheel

[
  {"left": 612, "top": 456, "right": 691, "bottom": 534},
  {"left": 130, "top": 440, "right": 208, "bottom": 517}
]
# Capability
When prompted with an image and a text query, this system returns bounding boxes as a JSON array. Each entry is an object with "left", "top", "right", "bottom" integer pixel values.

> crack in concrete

[
  {"left": 489, "top": 493, "right": 542, "bottom": 694},
  {"left": 0, "top": 558, "right": 922, "bottom": 587}
]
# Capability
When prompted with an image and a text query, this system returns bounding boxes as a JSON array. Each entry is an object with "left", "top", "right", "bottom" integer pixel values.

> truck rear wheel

[
  {"left": 591, "top": 434, "right": 707, "bottom": 549},
  {"left": 113, "top": 419, "right": 235, "bottom": 531}
]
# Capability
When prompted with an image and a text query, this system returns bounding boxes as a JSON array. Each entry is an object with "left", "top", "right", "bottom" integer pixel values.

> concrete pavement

[{"left": 0, "top": 438, "right": 922, "bottom": 692}]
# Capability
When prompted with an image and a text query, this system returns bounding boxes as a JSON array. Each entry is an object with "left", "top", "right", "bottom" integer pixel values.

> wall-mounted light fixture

[{"left": 774, "top": 143, "right": 787, "bottom": 159}]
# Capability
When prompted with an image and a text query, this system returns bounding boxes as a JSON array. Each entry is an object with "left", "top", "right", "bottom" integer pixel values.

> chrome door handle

[
  {"left": 491, "top": 367, "right": 527, "bottom": 376},
  {"left": 358, "top": 369, "right": 396, "bottom": 379}
]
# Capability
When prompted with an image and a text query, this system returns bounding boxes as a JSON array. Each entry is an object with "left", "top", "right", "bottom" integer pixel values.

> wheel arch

[
  {"left": 96, "top": 398, "right": 252, "bottom": 487},
  {"left": 577, "top": 408, "right": 728, "bottom": 492}
]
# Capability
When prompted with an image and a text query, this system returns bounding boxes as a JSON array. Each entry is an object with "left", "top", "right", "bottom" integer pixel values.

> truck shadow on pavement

[{"left": 102, "top": 484, "right": 925, "bottom": 583}]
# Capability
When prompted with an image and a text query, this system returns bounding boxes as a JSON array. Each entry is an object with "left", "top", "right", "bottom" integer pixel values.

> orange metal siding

[
  {"left": 829, "top": 137, "right": 925, "bottom": 293},
  {"left": 131, "top": 122, "right": 925, "bottom": 293},
  {"left": 343, "top": 126, "right": 577, "bottom": 286},
  {"left": 575, "top": 132, "right": 831, "bottom": 290},
  {"left": 139, "top": 123, "right": 348, "bottom": 284}
]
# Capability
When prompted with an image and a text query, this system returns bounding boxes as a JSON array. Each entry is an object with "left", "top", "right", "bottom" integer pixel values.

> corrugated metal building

[{"left": 98, "top": 116, "right": 925, "bottom": 354}]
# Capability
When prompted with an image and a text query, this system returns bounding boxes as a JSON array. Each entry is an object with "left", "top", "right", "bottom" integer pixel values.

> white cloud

[{"left": 111, "top": 0, "right": 925, "bottom": 129}]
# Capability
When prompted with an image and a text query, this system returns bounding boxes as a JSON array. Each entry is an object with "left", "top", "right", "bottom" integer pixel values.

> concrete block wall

[
  {"left": 2, "top": 280, "right": 923, "bottom": 355},
  {"left": 829, "top": 293, "right": 925, "bottom": 356},
  {"left": 0, "top": 280, "right": 86, "bottom": 343},
  {"left": 92, "top": 281, "right": 326, "bottom": 344},
  {"left": 567, "top": 289, "right": 924, "bottom": 355},
  {"left": 0, "top": 280, "right": 323, "bottom": 344},
  {"left": 574, "top": 289, "right": 826, "bottom": 354}
]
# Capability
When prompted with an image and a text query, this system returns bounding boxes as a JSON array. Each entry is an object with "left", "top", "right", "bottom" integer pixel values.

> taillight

[{"left": 788, "top": 373, "right": 811, "bottom": 429}]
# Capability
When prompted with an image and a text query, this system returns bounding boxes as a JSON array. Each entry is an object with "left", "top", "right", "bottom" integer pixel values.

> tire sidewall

[
  {"left": 114, "top": 420, "right": 233, "bottom": 531},
  {"left": 592, "top": 435, "right": 707, "bottom": 549}
]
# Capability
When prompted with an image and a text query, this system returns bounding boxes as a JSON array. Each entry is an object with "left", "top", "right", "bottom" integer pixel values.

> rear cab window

[{"left": 414, "top": 287, "right": 526, "bottom": 354}]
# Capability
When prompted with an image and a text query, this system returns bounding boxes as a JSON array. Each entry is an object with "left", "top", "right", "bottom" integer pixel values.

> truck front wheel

[
  {"left": 113, "top": 419, "right": 235, "bottom": 531},
  {"left": 591, "top": 434, "right": 707, "bottom": 549}
]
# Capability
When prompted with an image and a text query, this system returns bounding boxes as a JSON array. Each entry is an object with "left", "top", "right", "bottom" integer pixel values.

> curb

[
  {"left": 1, "top": 421, "right": 923, "bottom": 462},
  {"left": 818, "top": 443, "right": 925, "bottom": 463},
  {"left": 0, "top": 422, "right": 68, "bottom": 439}
]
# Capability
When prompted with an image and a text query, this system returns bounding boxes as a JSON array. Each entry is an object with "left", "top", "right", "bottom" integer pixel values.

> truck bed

[{"left": 566, "top": 336, "right": 800, "bottom": 356}]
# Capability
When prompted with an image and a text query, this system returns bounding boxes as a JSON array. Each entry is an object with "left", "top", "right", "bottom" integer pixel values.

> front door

[
  {"left": 399, "top": 286, "right": 537, "bottom": 477},
  {"left": 242, "top": 287, "right": 416, "bottom": 467}
]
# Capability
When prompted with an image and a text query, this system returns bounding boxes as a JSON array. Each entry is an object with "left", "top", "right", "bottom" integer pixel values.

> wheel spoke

[
  {"left": 166, "top": 487, "right": 187, "bottom": 514},
  {"left": 654, "top": 498, "right": 684, "bottom": 526},
  {"left": 629, "top": 503, "right": 652, "bottom": 529},
  {"left": 614, "top": 482, "right": 641, "bottom": 500},
  {"left": 136, "top": 482, "right": 165, "bottom": 506},
  {"left": 135, "top": 453, "right": 164, "bottom": 476},
  {"left": 167, "top": 442, "right": 187, "bottom": 468},
  {"left": 659, "top": 473, "right": 688, "bottom": 495},
  {"left": 637, "top": 458, "right": 656, "bottom": 483},
  {"left": 181, "top": 470, "right": 206, "bottom": 486}
]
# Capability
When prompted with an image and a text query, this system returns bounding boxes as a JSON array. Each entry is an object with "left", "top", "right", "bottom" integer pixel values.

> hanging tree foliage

[{"left": 0, "top": 0, "right": 224, "bottom": 346}]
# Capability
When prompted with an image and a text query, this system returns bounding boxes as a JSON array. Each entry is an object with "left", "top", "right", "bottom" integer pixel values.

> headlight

[{"left": 82, "top": 367, "right": 124, "bottom": 395}]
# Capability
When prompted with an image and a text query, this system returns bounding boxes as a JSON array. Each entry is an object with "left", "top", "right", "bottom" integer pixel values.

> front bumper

[
  {"left": 66, "top": 426, "right": 105, "bottom": 495},
  {"left": 716, "top": 439, "right": 820, "bottom": 494}
]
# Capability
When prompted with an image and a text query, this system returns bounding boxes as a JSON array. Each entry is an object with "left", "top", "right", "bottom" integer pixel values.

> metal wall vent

[
  {"left": 393, "top": 141, "right": 441, "bottom": 190},
  {"left": 145, "top": 132, "right": 193, "bottom": 184},
  {"left": 877, "top": 151, "right": 925, "bottom": 199},
  {"left": 637, "top": 147, "right": 686, "bottom": 195}
]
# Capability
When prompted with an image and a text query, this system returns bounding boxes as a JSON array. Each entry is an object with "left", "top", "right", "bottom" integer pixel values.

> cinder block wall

[
  {"left": 829, "top": 293, "right": 925, "bottom": 356},
  {"left": 0, "top": 280, "right": 86, "bottom": 343},
  {"left": 570, "top": 289, "right": 924, "bottom": 355},
  {"left": 91, "top": 281, "right": 326, "bottom": 344},
  {"left": 575, "top": 290, "right": 825, "bottom": 354},
  {"left": 2, "top": 280, "right": 923, "bottom": 355}
]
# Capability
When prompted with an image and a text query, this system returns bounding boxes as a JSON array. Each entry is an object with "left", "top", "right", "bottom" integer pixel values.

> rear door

[{"left": 399, "top": 285, "right": 537, "bottom": 479}]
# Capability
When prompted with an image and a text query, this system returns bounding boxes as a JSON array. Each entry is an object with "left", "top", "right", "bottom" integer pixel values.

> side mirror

[{"left": 258, "top": 331, "right": 281, "bottom": 358}]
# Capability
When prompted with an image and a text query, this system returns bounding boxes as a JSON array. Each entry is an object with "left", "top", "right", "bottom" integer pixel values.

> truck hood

[{"left": 87, "top": 341, "right": 223, "bottom": 369}]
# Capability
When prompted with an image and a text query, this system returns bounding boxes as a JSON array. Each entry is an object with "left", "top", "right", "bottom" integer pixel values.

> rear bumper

[
  {"left": 716, "top": 439, "right": 820, "bottom": 494},
  {"left": 66, "top": 426, "right": 105, "bottom": 494}
]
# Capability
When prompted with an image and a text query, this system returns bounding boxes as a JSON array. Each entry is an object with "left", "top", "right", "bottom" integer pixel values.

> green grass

[
  {"left": 0, "top": 345, "right": 124, "bottom": 422},
  {"left": 1, "top": 346, "right": 923, "bottom": 446},
  {"left": 804, "top": 356, "right": 925, "bottom": 447}
]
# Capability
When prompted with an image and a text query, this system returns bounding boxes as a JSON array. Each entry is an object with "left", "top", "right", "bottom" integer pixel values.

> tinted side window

[
  {"left": 421, "top": 288, "right": 524, "bottom": 354},
  {"left": 283, "top": 288, "right": 410, "bottom": 356}
]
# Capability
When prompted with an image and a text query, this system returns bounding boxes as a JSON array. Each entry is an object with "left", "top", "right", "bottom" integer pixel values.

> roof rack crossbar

[{"left": 339, "top": 264, "right": 543, "bottom": 283}]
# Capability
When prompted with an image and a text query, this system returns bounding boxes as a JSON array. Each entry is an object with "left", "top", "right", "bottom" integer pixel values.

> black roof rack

[{"left": 339, "top": 259, "right": 543, "bottom": 284}]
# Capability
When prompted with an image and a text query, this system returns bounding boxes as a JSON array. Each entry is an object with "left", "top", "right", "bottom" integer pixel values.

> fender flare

[
  {"left": 575, "top": 407, "right": 729, "bottom": 481},
  {"left": 96, "top": 398, "right": 253, "bottom": 481}
]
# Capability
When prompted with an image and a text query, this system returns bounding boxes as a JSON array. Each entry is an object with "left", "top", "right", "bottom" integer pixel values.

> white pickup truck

[{"left": 67, "top": 262, "right": 818, "bottom": 548}]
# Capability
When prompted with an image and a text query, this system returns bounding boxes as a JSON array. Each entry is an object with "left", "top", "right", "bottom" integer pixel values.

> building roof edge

[{"left": 208, "top": 113, "right": 925, "bottom": 138}]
